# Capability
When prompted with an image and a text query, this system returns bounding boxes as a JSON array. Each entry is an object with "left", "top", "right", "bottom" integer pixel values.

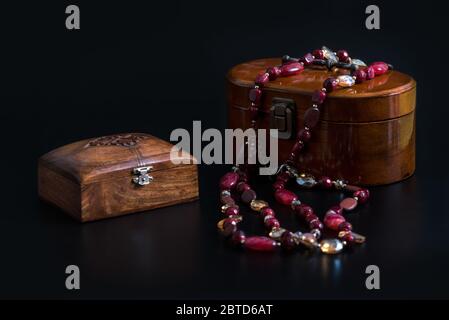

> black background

[{"left": 1, "top": 0, "right": 448, "bottom": 299}]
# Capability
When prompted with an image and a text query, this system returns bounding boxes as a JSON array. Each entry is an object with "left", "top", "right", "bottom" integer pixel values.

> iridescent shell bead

[{"left": 320, "top": 238, "right": 344, "bottom": 254}]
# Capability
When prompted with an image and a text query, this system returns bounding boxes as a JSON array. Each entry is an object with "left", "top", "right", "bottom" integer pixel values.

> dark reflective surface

[{"left": 0, "top": 0, "right": 447, "bottom": 299}]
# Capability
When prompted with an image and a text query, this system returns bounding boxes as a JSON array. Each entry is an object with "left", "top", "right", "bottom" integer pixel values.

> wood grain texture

[
  {"left": 227, "top": 58, "right": 416, "bottom": 186},
  {"left": 38, "top": 133, "right": 199, "bottom": 222}
]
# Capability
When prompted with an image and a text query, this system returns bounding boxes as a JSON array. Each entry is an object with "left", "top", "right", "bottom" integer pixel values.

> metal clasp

[
  {"left": 270, "top": 98, "right": 296, "bottom": 139},
  {"left": 132, "top": 166, "right": 153, "bottom": 186}
]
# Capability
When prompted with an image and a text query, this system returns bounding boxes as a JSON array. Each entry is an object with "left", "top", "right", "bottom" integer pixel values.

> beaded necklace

[{"left": 218, "top": 46, "right": 390, "bottom": 254}]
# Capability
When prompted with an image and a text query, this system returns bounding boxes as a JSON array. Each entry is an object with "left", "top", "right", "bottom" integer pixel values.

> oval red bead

[
  {"left": 261, "top": 207, "right": 275, "bottom": 217},
  {"left": 337, "top": 50, "right": 350, "bottom": 62},
  {"left": 272, "top": 180, "right": 285, "bottom": 190},
  {"left": 338, "top": 221, "right": 353, "bottom": 231},
  {"left": 324, "top": 213, "right": 346, "bottom": 231},
  {"left": 312, "top": 49, "right": 324, "bottom": 60},
  {"left": 219, "top": 172, "right": 239, "bottom": 190},
  {"left": 310, "top": 219, "right": 323, "bottom": 230},
  {"left": 366, "top": 66, "right": 375, "bottom": 79},
  {"left": 281, "top": 232, "right": 297, "bottom": 250},
  {"left": 302, "top": 53, "right": 314, "bottom": 66},
  {"left": 280, "top": 62, "right": 304, "bottom": 77},
  {"left": 292, "top": 140, "right": 304, "bottom": 153},
  {"left": 230, "top": 230, "right": 246, "bottom": 246},
  {"left": 295, "top": 204, "right": 313, "bottom": 217},
  {"left": 340, "top": 197, "right": 358, "bottom": 211},
  {"left": 311, "top": 90, "right": 326, "bottom": 104},
  {"left": 265, "top": 217, "right": 280, "bottom": 229},
  {"left": 353, "top": 69, "right": 367, "bottom": 83},
  {"left": 304, "top": 107, "right": 320, "bottom": 128},
  {"left": 224, "top": 206, "right": 239, "bottom": 216},
  {"left": 244, "top": 236, "right": 277, "bottom": 252},
  {"left": 249, "top": 88, "right": 262, "bottom": 104},
  {"left": 236, "top": 182, "right": 251, "bottom": 193},
  {"left": 329, "top": 205, "right": 343, "bottom": 215},
  {"left": 241, "top": 189, "right": 257, "bottom": 204},
  {"left": 370, "top": 62, "right": 389, "bottom": 75},
  {"left": 297, "top": 128, "right": 311, "bottom": 142},
  {"left": 319, "top": 176, "right": 333, "bottom": 189},
  {"left": 274, "top": 189, "right": 298, "bottom": 206},
  {"left": 267, "top": 66, "right": 281, "bottom": 80},
  {"left": 255, "top": 72, "right": 270, "bottom": 85}
]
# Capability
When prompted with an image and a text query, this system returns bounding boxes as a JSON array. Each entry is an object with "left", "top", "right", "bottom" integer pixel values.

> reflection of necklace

[{"left": 218, "top": 47, "right": 391, "bottom": 254}]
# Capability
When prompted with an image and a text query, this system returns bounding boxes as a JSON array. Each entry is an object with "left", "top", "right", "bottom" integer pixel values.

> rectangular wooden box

[
  {"left": 227, "top": 58, "right": 416, "bottom": 186},
  {"left": 38, "top": 133, "right": 199, "bottom": 222}
]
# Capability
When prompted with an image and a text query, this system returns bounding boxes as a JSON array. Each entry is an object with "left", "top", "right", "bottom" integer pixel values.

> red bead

[
  {"left": 261, "top": 207, "right": 275, "bottom": 217},
  {"left": 272, "top": 180, "right": 285, "bottom": 190},
  {"left": 267, "top": 66, "right": 281, "bottom": 80},
  {"left": 249, "top": 104, "right": 259, "bottom": 119},
  {"left": 223, "top": 218, "right": 238, "bottom": 229},
  {"left": 311, "top": 90, "right": 326, "bottom": 104},
  {"left": 312, "top": 49, "right": 324, "bottom": 60},
  {"left": 310, "top": 219, "right": 323, "bottom": 230},
  {"left": 292, "top": 140, "right": 304, "bottom": 153},
  {"left": 238, "top": 172, "right": 248, "bottom": 182},
  {"left": 354, "top": 189, "right": 370, "bottom": 204},
  {"left": 305, "top": 214, "right": 318, "bottom": 223},
  {"left": 222, "top": 223, "right": 237, "bottom": 237},
  {"left": 302, "top": 53, "right": 314, "bottom": 66},
  {"left": 280, "top": 62, "right": 304, "bottom": 77},
  {"left": 295, "top": 204, "right": 313, "bottom": 217},
  {"left": 338, "top": 221, "right": 353, "bottom": 231},
  {"left": 366, "top": 66, "right": 375, "bottom": 80},
  {"left": 304, "top": 107, "right": 320, "bottom": 128},
  {"left": 337, "top": 50, "right": 349, "bottom": 62},
  {"left": 236, "top": 182, "right": 251, "bottom": 193},
  {"left": 370, "top": 62, "right": 389, "bottom": 75},
  {"left": 249, "top": 88, "right": 262, "bottom": 104},
  {"left": 274, "top": 189, "right": 298, "bottom": 206},
  {"left": 281, "top": 232, "right": 297, "bottom": 250},
  {"left": 323, "top": 77, "right": 338, "bottom": 92},
  {"left": 341, "top": 232, "right": 355, "bottom": 243},
  {"left": 220, "top": 172, "right": 239, "bottom": 190},
  {"left": 353, "top": 69, "right": 367, "bottom": 84},
  {"left": 297, "top": 128, "right": 311, "bottom": 142},
  {"left": 319, "top": 176, "right": 332, "bottom": 189},
  {"left": 324, "top": 213, "right": 346, "bottom": 231},
  {"left": 340, "top": 197, "right": 358, "bottom": 211},
  {"left": 255, "top": 72, "right": 270, "bottom": 86},
  {"left": 230, "top": 230, "right": 246, "bottom": 246},
  {"left": 241, "top": 189, "right": 257, "bottom": 204},
  {"left": 224, "top": 206, "right": 239, "bottom": 216},
  {"left": 265, "top": 217, "right": 280, "bottom": 229},
  {"left": 244, "top": 236, "right": 277, "bottom": 252},
  {"left": 220, "top": 195, "right": 235, "bottom": 205}
]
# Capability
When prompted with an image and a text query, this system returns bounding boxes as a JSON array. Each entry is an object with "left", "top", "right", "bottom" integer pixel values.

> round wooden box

[{"left": 226, "top": 58, "right": 416, "bottom": 186}]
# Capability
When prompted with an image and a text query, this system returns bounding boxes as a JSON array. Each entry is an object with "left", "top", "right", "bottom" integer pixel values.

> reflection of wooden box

[
  {"left": 227, "top": 58, "right": 416, "bottom": 185},
  {"left": 38, "top": 133, "right": 198, "bottom": 222}
]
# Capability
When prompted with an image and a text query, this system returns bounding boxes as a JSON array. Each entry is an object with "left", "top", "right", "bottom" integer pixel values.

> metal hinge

[{"left": 132, "top": 166, "right": 153, "bottom": 186}]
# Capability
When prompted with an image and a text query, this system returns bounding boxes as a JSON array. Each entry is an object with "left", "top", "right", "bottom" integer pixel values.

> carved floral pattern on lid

[{"left": 85, "top": 133, "right": 149, "bottom": 148}]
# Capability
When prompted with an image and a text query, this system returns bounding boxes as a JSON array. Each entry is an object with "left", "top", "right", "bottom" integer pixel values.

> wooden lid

[
  {"left": 227, "top": 58, "right": 416, "bottom": 122},
  {"left": 39, "top": 133, "right": 194, "bottom": 184}
]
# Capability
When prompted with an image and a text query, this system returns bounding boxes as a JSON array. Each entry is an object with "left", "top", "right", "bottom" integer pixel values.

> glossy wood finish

[
  {"left": 38, "top": 133, "right": 199, "bottom": 222},
  {"left": 227, "top": 58, "right": 416, "bottom": 185}
]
